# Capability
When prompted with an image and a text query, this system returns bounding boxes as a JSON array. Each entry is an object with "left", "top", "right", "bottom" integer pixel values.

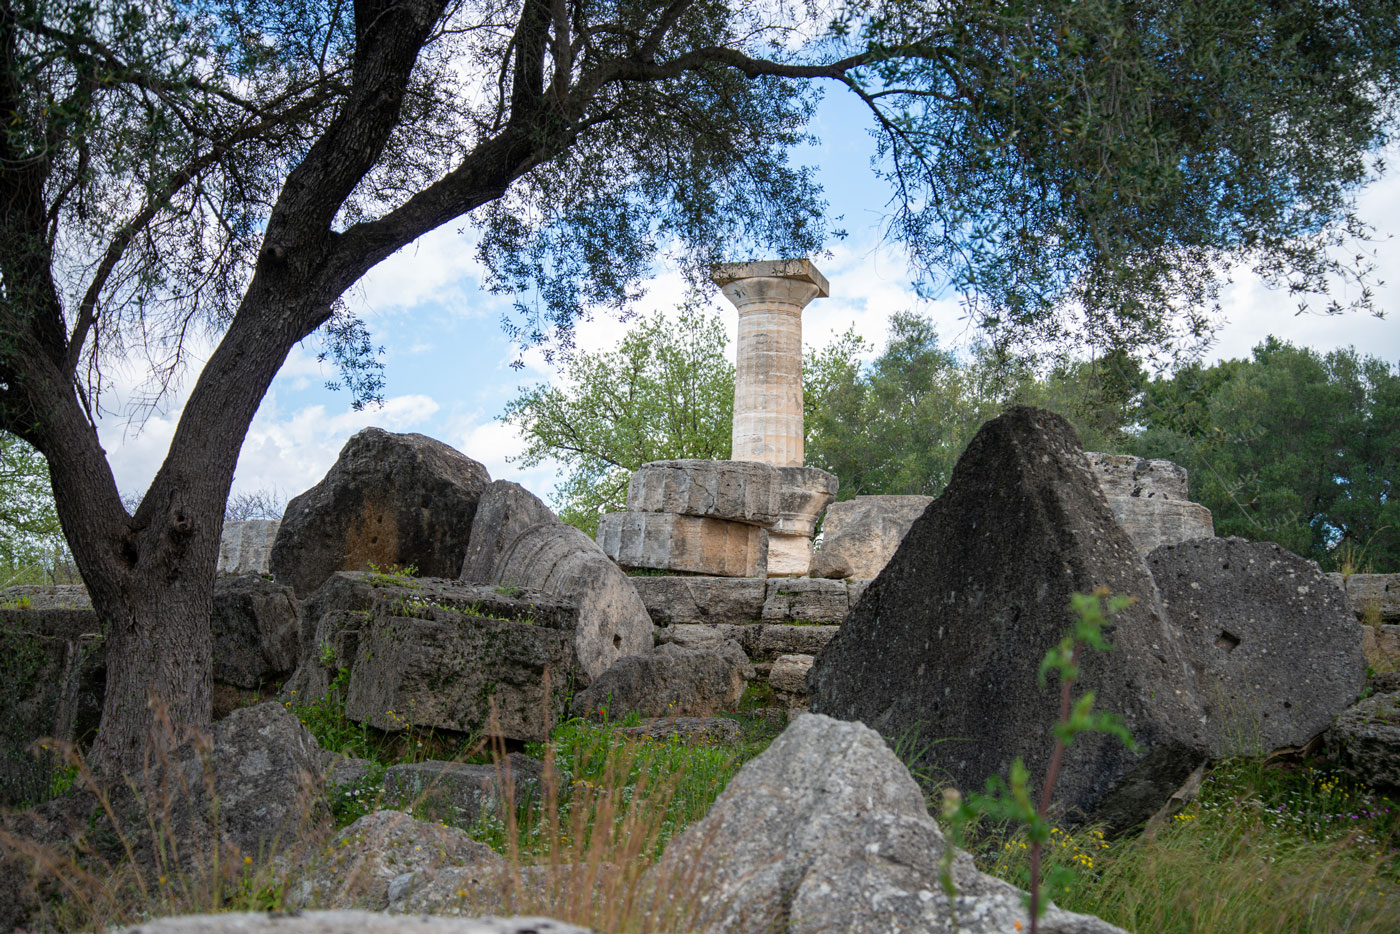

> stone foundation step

[
  {"left": 629, "top": 575, "right": 872, "bottom": 625},
  {"left": 655, "top": 622, "right": 839, "bottom": 661}
]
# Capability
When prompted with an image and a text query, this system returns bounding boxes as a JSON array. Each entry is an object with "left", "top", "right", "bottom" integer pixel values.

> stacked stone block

[
  {"left": 596, "top": 459, "right": 836, "bottom": 577},
  {"left": 1083, "top": 452, "right": 1214, "bottom": 554}
]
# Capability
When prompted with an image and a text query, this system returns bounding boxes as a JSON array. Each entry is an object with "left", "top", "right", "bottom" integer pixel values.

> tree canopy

[
  {"left": 1, "top": 0, "right": 1397, "bottom": 773},
  {"left": 1132, "top": 338, "right": 1400, "bottom": 572},
  {"left": 501, "top": 301, "right": 735, "bottom": 535}
]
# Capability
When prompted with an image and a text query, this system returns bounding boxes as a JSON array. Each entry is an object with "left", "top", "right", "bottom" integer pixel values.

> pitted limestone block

[
  {"left": 763, "top": 578, "right": 850, "bottom": 623},
  {"left": 810, "top": 496, "right": 933, "bottom": 580},
  {"left": 1084, "top": 452, "right": 1191, "bottom": 500},
  {"left": 772, "top": 466, "right": 838, "bottom": 538},
  {"left": 597, "top": 512, "right": 767, "bottom": 578},
  {"left": 1328, "top": 573, "right": 1400, "bottom": 624},
  {"left": 1083, "top": 452, "right": 1214, "bottom": 554},
  {"left": 1109, "top": 498, "right": 1214, "bottom": 555},
  {"left": 626, "top": 459, "right": 780, "bottom": 526},
  {"left": 766, "top": 532, "right": 813, "bottom": 577},
  {"left": 218, "top": 519, "right": 281, "bottom": 576},
  {"left": 628, "top": 575, "right": 766, "bottom": 625}
]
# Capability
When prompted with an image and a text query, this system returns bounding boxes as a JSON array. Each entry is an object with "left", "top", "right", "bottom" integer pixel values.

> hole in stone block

[
  {"left": 1215, "top": 630, "right": 1241, "bottom": 652},
  {"left": 613, "top": 633, "right": 622, "bottom": 648}
]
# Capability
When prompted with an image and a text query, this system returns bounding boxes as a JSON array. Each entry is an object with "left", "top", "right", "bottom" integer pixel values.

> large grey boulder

[
  {"left": 270, "top": 429, "right": 491, "bottom": 597},
  {"left": 288, "top": 810, "right": 505, "bottom": 911},
  {"left": 462, "top": 481, "right": 653, "bottom": 681},
  {"left": 203, "top": 702, "right": 331, "bottom": 860},
  {"left": 1146, "top": 537, "right": 1365, "bottom": 756},
  {"left": 211, "top": 574, "right": 300, "bottom": 688},
  {"left": 1083, "top": 453, "right": 1214, "bottom": 555},
  {"left": 810, "top": 495, "right": 934, "bottom": 580},
  {"left": 1326, "top": 692, "right": 1400, "bottom": 790},
  {"left": 218, "top": 519, "right": 281, "bottom": 576},
  {"left": 810, "top": 407, "right": 1209, "bottom": 833},
  {"left": 657, "top": 714, "right": 1127, "bottom": 934},
  {"left": 571, "top": 641, "right": 750, "bottom": 719},
  {"left": 118, "top": 914, "right": 590, "bottom": 934}
]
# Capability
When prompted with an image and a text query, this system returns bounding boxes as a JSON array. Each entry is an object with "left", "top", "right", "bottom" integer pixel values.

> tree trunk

[{"left": 86, "top": 567, "right": 215, "bottom": 776}]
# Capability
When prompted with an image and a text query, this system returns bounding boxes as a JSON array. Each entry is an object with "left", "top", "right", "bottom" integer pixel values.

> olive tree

[{"left": 1, "top": 0, "right": 1396, "bottom": 775}]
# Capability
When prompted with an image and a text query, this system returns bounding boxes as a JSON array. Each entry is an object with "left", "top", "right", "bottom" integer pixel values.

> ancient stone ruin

[
  {"left": 597, "top": 260, "right": 838, "bottom": 578},
  {"left": 4, "top": 259, "right": 1395, "bottom": 933}
]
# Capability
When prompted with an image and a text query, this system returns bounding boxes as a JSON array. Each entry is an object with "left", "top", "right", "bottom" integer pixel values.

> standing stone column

[
  {"left": 712, "top": 259, "right": 829, "bottom": 467},
  {"left": 712, "top": 259, "right": 835, "bottom": 575}
]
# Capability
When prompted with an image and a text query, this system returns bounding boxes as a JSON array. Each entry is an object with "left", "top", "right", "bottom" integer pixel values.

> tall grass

[{"left": 975, "top": 759, "right": 1400, "bottom": 934}]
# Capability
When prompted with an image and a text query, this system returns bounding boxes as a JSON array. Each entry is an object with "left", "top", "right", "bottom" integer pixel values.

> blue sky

[{"left": 96, "top": 89, "right": 1400, "bottom": 512}]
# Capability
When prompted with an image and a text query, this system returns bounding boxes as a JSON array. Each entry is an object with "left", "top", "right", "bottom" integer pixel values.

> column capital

[{"left": 710, "top": 258, "right": 829, "bottom": 297}]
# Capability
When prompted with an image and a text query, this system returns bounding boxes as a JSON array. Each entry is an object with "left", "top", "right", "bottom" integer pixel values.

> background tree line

[{"left": 502, "top": 307, "right": 1400, "bottom": 573}]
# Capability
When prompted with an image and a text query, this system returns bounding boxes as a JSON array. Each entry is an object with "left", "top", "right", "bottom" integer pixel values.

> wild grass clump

[
  {"left": 972, "top": 759, "right": 1400, "bottom": 934},
  {"left": 468, "top": 715, "right": 767, "bottom": 863}
]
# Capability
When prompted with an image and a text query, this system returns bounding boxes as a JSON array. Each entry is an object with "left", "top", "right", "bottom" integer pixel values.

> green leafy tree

[
  {"left": 0, "top": 432, "right": 68, "bottom": 585},
  {"left": 806, "top": 312, "right": 1002, "bottom": 498},
  {"left": 805, "top": 313, "right": 1139, "bottom": 499},
  {"left": 1132, "top": 338, "right": 1400, "bottom": 571},
  {"left": 1, "top": 0, "right": 1395, "bottom": 773},
  {"left": 501, "top": 302, "right": 734, "bottom": 536}
]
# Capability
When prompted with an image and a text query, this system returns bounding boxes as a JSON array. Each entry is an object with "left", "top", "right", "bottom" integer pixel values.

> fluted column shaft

[{"left": 713, "top": 260, "right": 828, "bottom": 467}]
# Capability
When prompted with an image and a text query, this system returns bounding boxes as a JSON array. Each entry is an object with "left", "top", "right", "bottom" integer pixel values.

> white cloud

[{"left": 232, "top": 394, "right": 441, "bottom": 501}]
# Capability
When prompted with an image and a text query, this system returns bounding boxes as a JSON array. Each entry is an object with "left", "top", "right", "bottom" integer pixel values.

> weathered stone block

[
  {"left": 271, "top": 429, "right": 491, "bottom": 597},
  {"left": 762, "top": 578, "right": 849, "bottom": 623},
  {"left": 0, "top": 585, "right": 91, "bottom": 610},
  {"left": 1328, "top": 573, "right": 1400, "bottom": 624},
  {"left": 810, "top": 496, "right": 933, "bottom": 580},
  {"left": 345, "top": 606, "right": 574, "bottom": 743},
  {"left": 626, "top": 459, "right": 780, "bottom": 525},
  {"left": 0, "top": 610, "right": 104, "bottom": 806},
  {"left": 597, "top": 511, "right": 767, "bottom": 578},
  {"left": 218, "top": 519, "right": 281, "bottom": 576},
  {"left": 464, "top": 481, "right": 654, "bottom": 681},
  {"left": 1083, "top": 452, "right": 1214, "bottom": 554},
  {"left": 1361, "top": 623, "right": 1400, "bottom": 672},
  {"left": 1327, "top": 692, "right": 1400, "bottom": 790},
  {"left": 1146, "top": 537, "right": 1365, "bottom": 757},
  {"left": 769, "top": 654, "right": 813, "bottom": 707},
  {"left": 771, "top": 465, "right": 838, "bottom": 538},
  {"left": 764, "top": 532, "right": 812, "bottom": 577},
  {"left": 810, "top": 407, "right": 1209, "bottom": 833},
  {"left": 571, "top": 641, "right": 750, "bottom": 718},
  {"left": 628, "top": 575, "right": 766, "bottom": 625},
  {"left": 287, "top": 810, "right": 505, "bottom": 912},
  {"left": 655, "top": 622, "right": 840, "bottom": 661},
  {"left": 211, "top": 574, "right": 300, "bottom": 689}
]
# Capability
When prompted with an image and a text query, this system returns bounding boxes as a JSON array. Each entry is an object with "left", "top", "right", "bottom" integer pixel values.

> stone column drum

[{"left": 712, "top": 259, "right": 829, "bottom": 467}]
